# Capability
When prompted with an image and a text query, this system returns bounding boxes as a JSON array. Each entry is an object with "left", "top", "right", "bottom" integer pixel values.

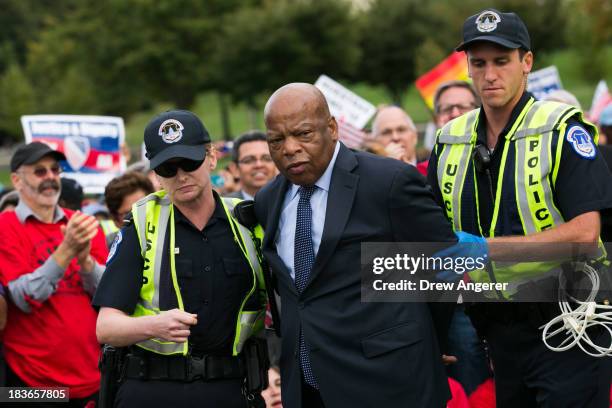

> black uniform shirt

[
  {"left": 428, "top": 92, "right": 612, "bottom": 236},
  {"left": 93, "top": 192, "right": 253, "bottom": 356}
]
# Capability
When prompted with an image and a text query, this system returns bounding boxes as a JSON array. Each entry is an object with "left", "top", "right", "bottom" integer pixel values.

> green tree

[
  {"left": 357, "top": 0, "right": 441, "bottom": 105},
  {"left": 566, "top": 0, "right": 612, "bottom": 81},
  {"left": 0, "top": 0, "right": 84, "bottom": 72},
  {"left": 211, "top": 0, "right": 360, "bottom": 113},
  {"left": 25, "top": 0, "right": 261, "bottom": 117},
  {"left": 40, "top": 67, "right": 102, "bottom": 114},
  {"left": 0, "top": 63, "right": 37, "bottom": 143}
]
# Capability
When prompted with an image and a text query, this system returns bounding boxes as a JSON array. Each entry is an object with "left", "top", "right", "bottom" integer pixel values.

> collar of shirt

[
  {"left": 476, "top": 92, "right": 534, "bottom": 150},
  {"left": 241, "top": 190, "right": 254, "bottom": 201},
  {"left": 174, "top": 190, "right": 227, "bottom": 231},
  {"left": 15, "top": 199, "right": 66, "bottom": 224},
  {"left": 286, "top": 140, "right": 341, "bottom": 201}
]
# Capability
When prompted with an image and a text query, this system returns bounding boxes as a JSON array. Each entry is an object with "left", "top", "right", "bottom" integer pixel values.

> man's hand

[
  {"left": 151, "top": 309, "right": 198, "bottom": 343},
  {"left": 53, "top": 212, "right": 99, "bottom": 268},
  {"left": 62, "top": 212, "right": 100, "bottom": 251},
  {"left": 384, "top": 142, "right": 406, "bottom": 162}
]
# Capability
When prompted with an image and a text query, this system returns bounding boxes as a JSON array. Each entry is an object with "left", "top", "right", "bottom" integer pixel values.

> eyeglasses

[
  {"left": 154, "top": 159, "right": 204, "bottom": 178},
  {"left": 238, "top": 155, "right": 273, "bottom": 165},
  {"left": 25, "top": 165, "right": 62, "bottom": 178},
  {"left": 438, "top": 103, "right": 477, "bottom": 116}
]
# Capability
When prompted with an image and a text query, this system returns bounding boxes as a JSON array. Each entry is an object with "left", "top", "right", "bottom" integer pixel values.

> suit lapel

[
  {"left": 262, "top": 176, "right": 288, "bottom": 250},
  {"left": 308, "top": 144, "right": 359, "bottom": 287},
  {"left": 262, "top": 176, "right": 296, "bottom": 294}
]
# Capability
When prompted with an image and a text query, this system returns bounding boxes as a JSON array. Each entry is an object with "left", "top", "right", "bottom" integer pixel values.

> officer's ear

[
  {"left": 206, "top": 145, "right": 217, "bottom": 171},
  {"left": 466, "top": 54, "right": 473, "bottom": 78},
  {"left": 521, "top": 50, "right": 533, "bottom": 75}
]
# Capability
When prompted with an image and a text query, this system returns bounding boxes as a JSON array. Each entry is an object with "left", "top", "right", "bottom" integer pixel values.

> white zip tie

[{"left": 540, "top": 262, "right": 612, "bottom": 357}]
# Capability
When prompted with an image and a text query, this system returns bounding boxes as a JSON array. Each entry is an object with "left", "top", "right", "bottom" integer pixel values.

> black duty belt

[{"left": 123, "top": 353, "right": 245, "bottom": 382}]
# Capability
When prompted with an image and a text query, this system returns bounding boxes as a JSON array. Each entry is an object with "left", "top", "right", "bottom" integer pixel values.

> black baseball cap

[
  {"left": 456, "top": 9, "right": 530, "bottom": 52},
  {"left": 144, "top": 110, "right": 211, "bottom": 169},
  {"left": 59, "top": 178, "right": 84, "bottom": 211},
  {"left": 10, "top": 142, "right": 66, "bottom": 172}
]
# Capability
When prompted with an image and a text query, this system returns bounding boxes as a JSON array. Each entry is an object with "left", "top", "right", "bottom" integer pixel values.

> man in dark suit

[{"left": 255, "top": 83, "right": 458, "bottom": 407}]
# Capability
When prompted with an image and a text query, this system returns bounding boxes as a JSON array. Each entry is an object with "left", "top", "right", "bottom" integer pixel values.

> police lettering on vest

[
  {"left": 435, "top": 99, "right": 605, "bottom": 295},
  {"left": 130, "top": 191, "right": 267, "bottom": 356}
]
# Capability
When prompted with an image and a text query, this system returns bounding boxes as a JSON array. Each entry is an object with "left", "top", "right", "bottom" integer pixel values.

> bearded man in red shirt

[{"left": 0, "top": 142, "right": 108, "bottom": 406}]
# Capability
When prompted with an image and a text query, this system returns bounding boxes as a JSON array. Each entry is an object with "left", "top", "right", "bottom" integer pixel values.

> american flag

[{"left": 337, "top": 119, "right": 366, "bottom": 149}]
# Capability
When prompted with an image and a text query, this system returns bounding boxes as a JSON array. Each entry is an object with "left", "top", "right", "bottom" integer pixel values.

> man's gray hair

[
  {"left": 433, "top": 80, "right": 480, "bottom": 114},
  {"left": 372, "top": 105, "right": 417, "bottom": 136}
]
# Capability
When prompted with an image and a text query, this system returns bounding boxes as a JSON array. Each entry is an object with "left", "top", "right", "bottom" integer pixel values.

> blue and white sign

[
  {"left": 21, "top": 115, "right": 126, "bottom": 194},
  {"left": 527, "top": 66, "right": 563, "bottom": 100}
]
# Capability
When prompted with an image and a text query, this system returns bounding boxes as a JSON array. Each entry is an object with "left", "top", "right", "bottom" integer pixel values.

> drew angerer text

[{"left": 372, "top": 279, "right": 508, "bottom": 293}]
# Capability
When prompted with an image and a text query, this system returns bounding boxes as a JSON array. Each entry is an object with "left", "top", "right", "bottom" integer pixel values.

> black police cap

[
  {"left": 10, "top": 142, "right": 66, "bottom": 172},
  {"left": 144, "top": 110, "right": 211, "bottom": 170},
  {"left": 456, "top": 9, "right": 531, "bottom": 52}
]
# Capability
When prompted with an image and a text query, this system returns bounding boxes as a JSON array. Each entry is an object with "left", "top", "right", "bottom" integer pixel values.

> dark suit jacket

[{"left": 255, "top": 144, "right": 457, "bottom": 408}]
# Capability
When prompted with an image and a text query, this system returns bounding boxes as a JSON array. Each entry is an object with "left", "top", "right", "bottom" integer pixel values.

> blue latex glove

[{"left": 435, "top": 231, "right": 489, "bottom": 282}]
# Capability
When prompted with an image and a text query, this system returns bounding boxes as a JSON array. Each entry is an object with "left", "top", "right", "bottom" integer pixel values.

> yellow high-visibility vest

[
  {"left": 100, "top": 219, "right": 119, "bottom": 236},
  {"left": 130, "top": 191, "right": 266, "bottom": 356},
  {"left": 435, "top": 100, "right": 604, "bottom": 295}
]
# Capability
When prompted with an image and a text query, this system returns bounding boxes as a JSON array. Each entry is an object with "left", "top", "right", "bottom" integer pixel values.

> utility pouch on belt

[
  {"left": 242, "top": 337, "right": 270, "bottom": 408},
  {"left": 99, "top": 344, "right": 127, "bottom": 408}
]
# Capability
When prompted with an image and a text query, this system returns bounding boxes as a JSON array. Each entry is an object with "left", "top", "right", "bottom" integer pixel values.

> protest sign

[
  {"left": 315, "top": 75, "right": 374, "bottom": 148},
  {"left": 527, "top": 66, "right": 563, "bottom": 100},
  {"left": 589, "top": 80, "right": 612, "bottom": 123},
  {"left": 21, "top": 115, "right": 126, "bottom": 194},
  {"left": 315, "top": 75, "right": 376, "bottom": 129}
]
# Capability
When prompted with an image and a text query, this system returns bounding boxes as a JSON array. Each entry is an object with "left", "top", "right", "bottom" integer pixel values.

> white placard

[{"left": 315, "top": 75, "right": 376, "bottom": 129}]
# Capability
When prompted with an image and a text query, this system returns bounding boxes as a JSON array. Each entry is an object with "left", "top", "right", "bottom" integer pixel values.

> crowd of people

[{"left": 0, "top": 7, "right": 610, "bottom": 408}]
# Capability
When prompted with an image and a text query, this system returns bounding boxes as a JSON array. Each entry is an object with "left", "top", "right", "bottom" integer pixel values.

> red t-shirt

[
  {"left": 447, "top": 377, "right": 470, "bottom": 408},
  {"left": 468, "top": 378, "right": 496, "bottom": 408},
  {"left": 0, "top": 208, "right": 108, "bottom": 398},
  {"left": 416, "top": 160, "right": 429, "bottom": 177}
]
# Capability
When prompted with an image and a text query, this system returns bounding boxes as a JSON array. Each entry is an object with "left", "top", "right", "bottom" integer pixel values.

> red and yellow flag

[{"left": 415, "top": 52, "right": 469, "bottom": 110}]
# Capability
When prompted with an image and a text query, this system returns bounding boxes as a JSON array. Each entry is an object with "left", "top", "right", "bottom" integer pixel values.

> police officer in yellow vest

[
  {"left": 94, "top": 110, "right": 267, "bottom": 408},
  {"left": 428, "top": 9, "right": 612, "bottom": 408}
]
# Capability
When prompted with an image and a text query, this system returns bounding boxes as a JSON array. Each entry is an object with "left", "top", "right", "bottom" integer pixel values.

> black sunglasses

[{"left": 154, "top": 159, "right": 204, "bottom": 178}]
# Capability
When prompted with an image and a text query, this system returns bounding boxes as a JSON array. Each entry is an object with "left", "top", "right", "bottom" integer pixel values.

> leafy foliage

[
  {"left": 0, "top": 0, "right": 605, "bottom": 142},
  {"left": 211, "top": 0, "right": 359, "bottom": 108}
]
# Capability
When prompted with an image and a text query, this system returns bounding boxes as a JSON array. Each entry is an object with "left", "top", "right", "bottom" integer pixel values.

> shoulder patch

[
  {"left": 566, "top": 125, "right": 596, "bottom": 160},
  {"left": 106, "top": 230, "right": 123, "bottom": 264}
]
